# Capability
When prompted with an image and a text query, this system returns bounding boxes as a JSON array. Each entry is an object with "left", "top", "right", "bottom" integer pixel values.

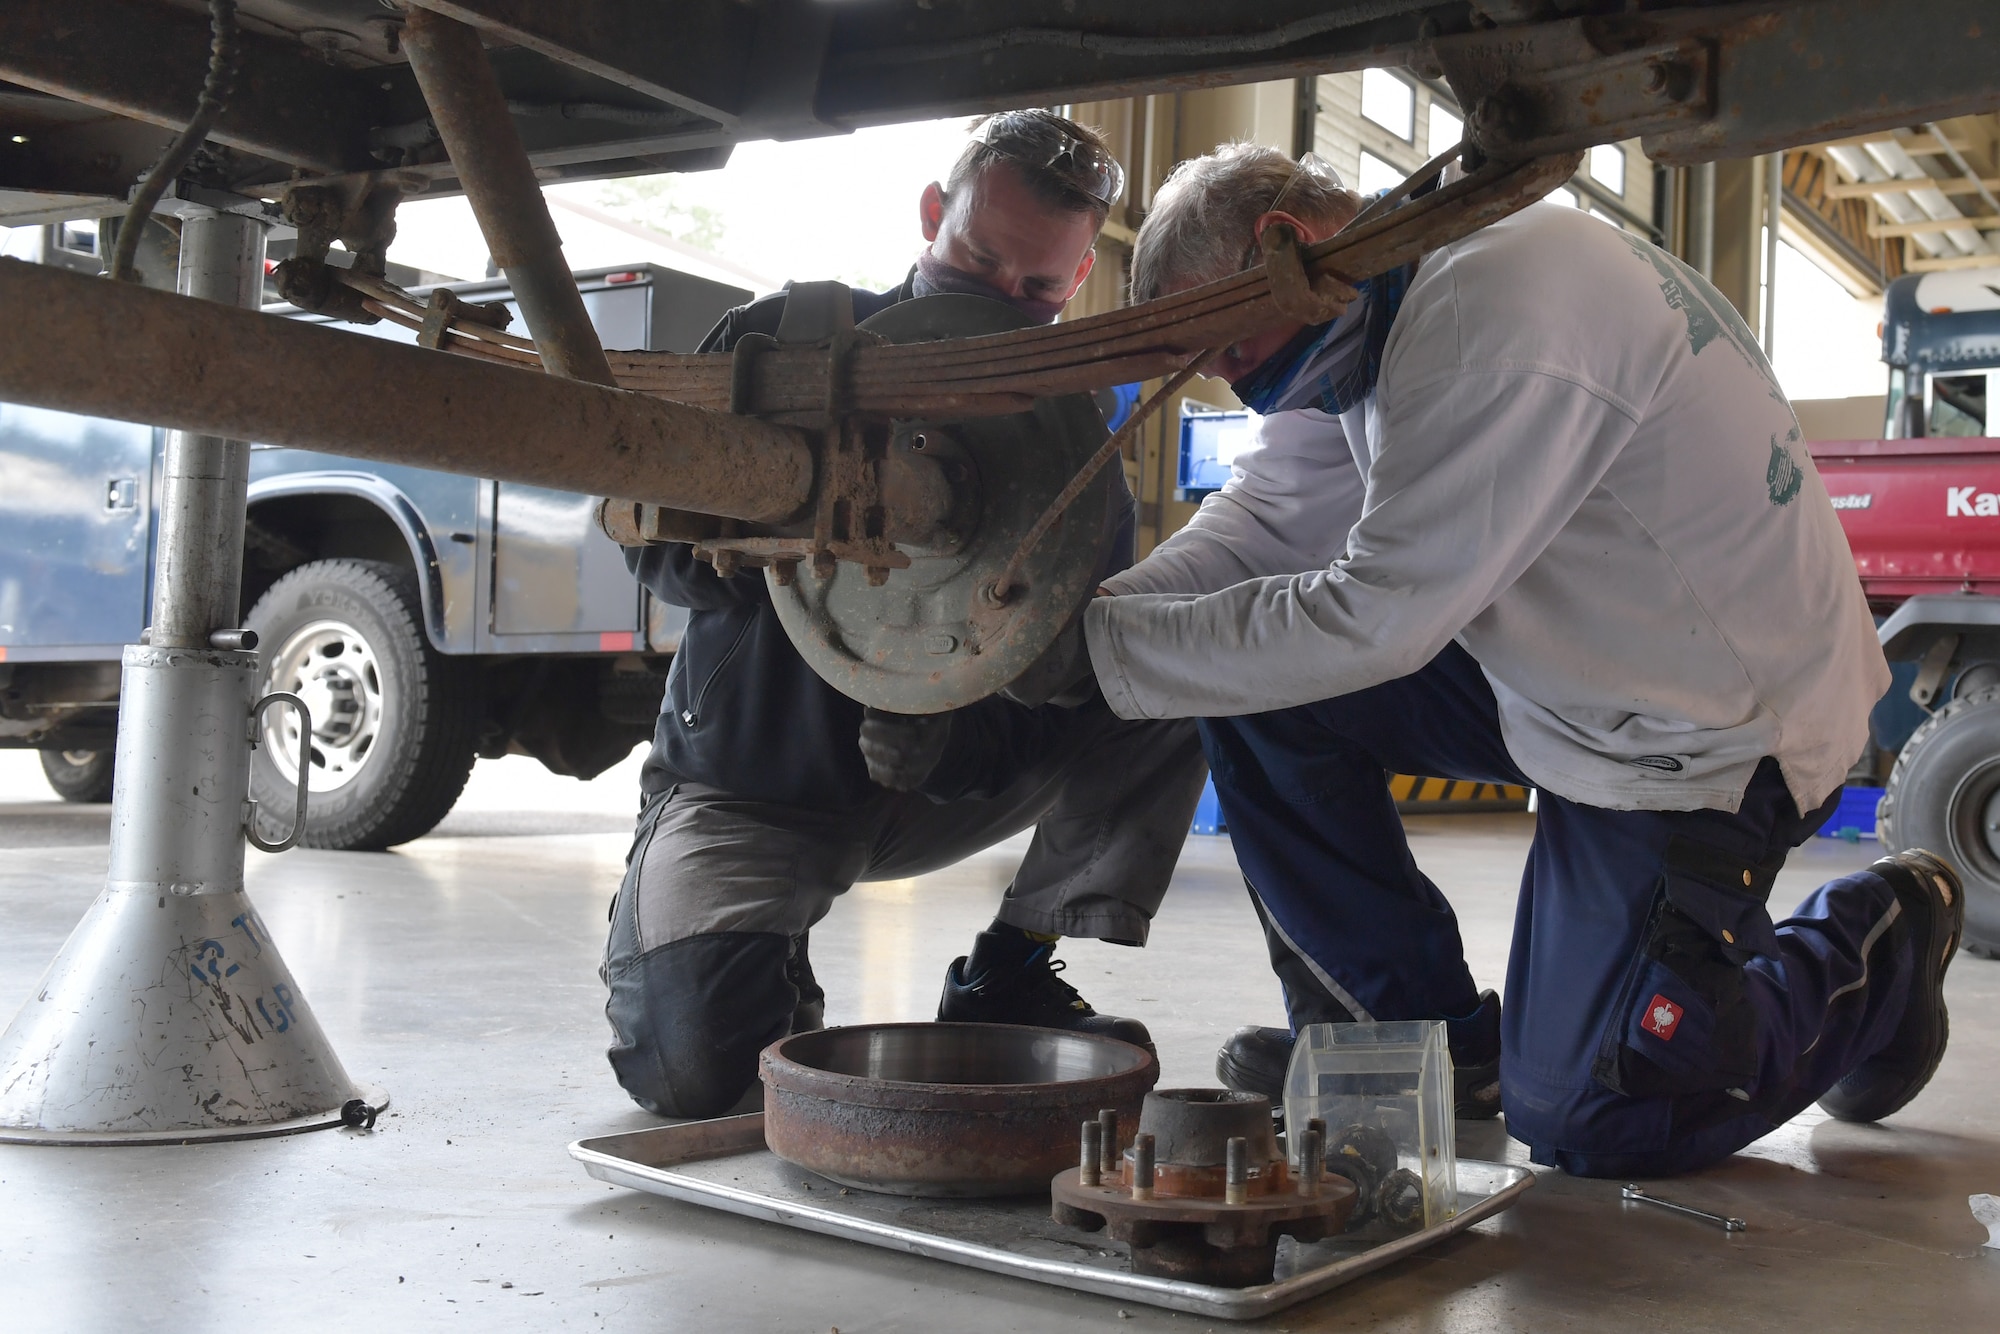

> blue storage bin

[
  {"left": 1814, "top": 785, "right": 1881, "bottom": 842},
  {"left": 1192, "top": 774, "right": 1226, "bottom": 835}
]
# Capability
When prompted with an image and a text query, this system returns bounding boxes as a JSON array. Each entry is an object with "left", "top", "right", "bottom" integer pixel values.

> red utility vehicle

[{"left": 1811, "top": 266, "right": 2000, "bottom": 955}]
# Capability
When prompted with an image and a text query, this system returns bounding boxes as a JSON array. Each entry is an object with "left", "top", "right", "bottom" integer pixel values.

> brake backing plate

[{"left": 766, "top": 294, "right": 1117, "bottom": 714}]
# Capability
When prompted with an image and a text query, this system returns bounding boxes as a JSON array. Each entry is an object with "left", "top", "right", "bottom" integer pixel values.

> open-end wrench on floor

[{"left": 1621, "top": 1185, "right": 1747, "bottom": 1232}]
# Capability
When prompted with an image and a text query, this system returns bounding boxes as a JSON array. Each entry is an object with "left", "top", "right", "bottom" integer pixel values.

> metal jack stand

[{"left": 0, "top": 208, "right": 384, "bottom": 1144}]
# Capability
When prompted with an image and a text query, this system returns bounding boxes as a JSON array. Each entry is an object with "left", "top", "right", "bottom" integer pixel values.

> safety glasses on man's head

[{"left": 972, "top": 111, "right": 1126, "bottom": 208}]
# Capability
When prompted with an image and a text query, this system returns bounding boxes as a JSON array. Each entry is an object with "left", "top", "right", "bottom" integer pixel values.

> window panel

[
  {"left": 1930, "top": 372, "right": 1990, "bottom": 438},
  {"left": 56, "top": 221, "right": 97, "bottom": 255},
  {"left": 1588, "top": 143, "right": 1627, "bottom": 196},
  {"left": 1361, "top": 69, "right": 1414, "bottom": 141},
  {"left": 1358, "top": 151, "right": 1402, "bottom": 197},
  {"left": 1427, "top": 104, "right": 1463, "bottom": 160},
  {"left": 1886, "top": 367, "right": 1911, "bottom": 438}
]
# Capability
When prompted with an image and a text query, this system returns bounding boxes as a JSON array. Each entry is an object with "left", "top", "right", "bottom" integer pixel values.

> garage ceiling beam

[
  {"left": 1906, "top": 251, "right": 2000, "bottom": 274},
  {"left": 0, "top": 0, "right": 387, "bottom": 175},
  {"left": 1868, "top": 215, "right": 2000, "bottom": 240},
  {"left": 1826, "top": 175, "right": 2000, "bottom": 201},
  {"left": 1815, "top": 128, "right": 1979, "bottom": 155}
]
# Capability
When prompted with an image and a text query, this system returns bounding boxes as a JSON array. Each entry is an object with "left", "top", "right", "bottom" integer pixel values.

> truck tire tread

[
  {"left": 1877, "top": 683, "right": 2000, "bottom": 958},
  {"left": 38, "top": 748, "right": 116, "bottom": 803},
  {"left": 247, "top": 558, "right": 477, "bottom": 851}
]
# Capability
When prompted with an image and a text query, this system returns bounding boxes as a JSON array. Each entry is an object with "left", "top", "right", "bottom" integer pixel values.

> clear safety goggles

[{"left": 972, "top": 110, "right": 1127, "bottom": 207}]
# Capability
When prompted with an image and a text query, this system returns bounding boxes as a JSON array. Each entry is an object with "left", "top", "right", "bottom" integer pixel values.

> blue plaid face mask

[
  {"left": 1228, "top": 302, "right": 1364, "bottom": 415},
  {"left": 1227, "top": 265, "right": 1411, "bottom": 416}
]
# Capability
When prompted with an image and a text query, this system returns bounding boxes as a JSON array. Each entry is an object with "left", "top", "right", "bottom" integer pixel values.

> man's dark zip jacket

[{"left": 628, "top": 272, "right": 1136, "bottom": 811}]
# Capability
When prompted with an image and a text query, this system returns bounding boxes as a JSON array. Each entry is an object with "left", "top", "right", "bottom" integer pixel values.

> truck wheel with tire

[
  {"left": 1878, "top": 683, "right": 2000, "bottom": 958},
  {"left": 246, "top": 558, "right": 478, "bottom": 851},
  {"left": 39, "top": 748, "right": 115, "bottom": 803}
]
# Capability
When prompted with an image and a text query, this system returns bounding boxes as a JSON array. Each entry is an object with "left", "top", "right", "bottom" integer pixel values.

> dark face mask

[{"left": 913, "top": 248, "right": 1068, "bottom": 325}]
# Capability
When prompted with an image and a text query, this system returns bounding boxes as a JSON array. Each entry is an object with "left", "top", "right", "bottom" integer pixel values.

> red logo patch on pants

[{"left": 1641, "top": 994, "right": 1684, "bottom": 1041}]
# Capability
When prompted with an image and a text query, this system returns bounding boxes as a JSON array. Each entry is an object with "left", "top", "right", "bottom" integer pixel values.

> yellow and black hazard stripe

[{"left": 1388, "top": 775, "right": 1531, "bottom": 812}]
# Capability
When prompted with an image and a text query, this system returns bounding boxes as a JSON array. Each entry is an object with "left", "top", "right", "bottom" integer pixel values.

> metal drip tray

[{"left": 569, "top": 1113, "right": 1535, "bottom": 1320}]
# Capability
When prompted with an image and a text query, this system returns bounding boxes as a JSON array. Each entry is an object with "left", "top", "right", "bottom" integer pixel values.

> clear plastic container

[{"left": 1282, "top": 1019, "right": 1456, "bottom": 1232}]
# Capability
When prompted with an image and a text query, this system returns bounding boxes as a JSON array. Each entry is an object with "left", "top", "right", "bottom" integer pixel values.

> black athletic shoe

[
  {"left": 1818, "top": 849, "right": 1964, "bottom": 1124},
  {"left": 1216, "top": 1025, "right": 1294, "bottom": 1098},
  {"left": 938, "top": 930, "right": 1153, "bottom": 1050},
  {"left": 1451, "top": 990, "right": 1504, "bottom": 1121},
  {"left": 1215, "top": 990, "right": 1505, "bottom": 1120}
]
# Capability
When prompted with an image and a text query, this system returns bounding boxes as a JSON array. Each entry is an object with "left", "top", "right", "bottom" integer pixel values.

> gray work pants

[{"left": 602, "top": 710, "right": 1207, "bottom": 1117}]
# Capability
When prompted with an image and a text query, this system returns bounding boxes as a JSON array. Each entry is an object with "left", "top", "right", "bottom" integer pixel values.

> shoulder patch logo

[{"left": 1767, "top": 437, "right": 1803, "bottom": 507}]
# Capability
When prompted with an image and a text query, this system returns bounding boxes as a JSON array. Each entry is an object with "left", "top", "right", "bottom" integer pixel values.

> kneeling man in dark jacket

[{"left": 603, "top": 111, "right": 1208, "bottom": 1118}]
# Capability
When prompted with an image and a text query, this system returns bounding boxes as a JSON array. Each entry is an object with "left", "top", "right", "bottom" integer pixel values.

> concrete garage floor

[{"left": 1, "top": 751, "right": 1996, "bottom": 1333}]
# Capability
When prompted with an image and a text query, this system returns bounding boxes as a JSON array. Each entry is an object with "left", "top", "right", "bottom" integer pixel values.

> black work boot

[
  {"left": 1216, "top": 1026, "right": 1296, "bottom": 1100},
  {"left": 938, "top": 927, "right": 1153, "bottom": 1050},
  {"left": 1230, "top": 881, "right": 1502, "bottom": 1116},
  {"left": 1448, "top": 990, "right": 1504, "bottom": 1120},
  {"left": 1819, "top": 849, "right": 1964, "bottom": 1123},
  {"left": 1215, "top": 990, "right": 1505, "bottom": 1120}
]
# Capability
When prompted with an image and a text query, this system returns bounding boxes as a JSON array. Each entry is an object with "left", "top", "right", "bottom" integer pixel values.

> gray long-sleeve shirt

[{"left": 1086, "top": 204, "right": 1888, "bottom": 815}]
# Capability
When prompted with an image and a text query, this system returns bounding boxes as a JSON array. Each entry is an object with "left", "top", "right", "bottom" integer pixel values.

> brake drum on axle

[{"left": 765, "top": 294, "right": 1120, "bottom": 714}]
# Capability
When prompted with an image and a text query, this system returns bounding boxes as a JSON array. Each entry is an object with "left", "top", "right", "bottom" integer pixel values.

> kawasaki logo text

[{"left": 1948, "top": 486, "right": 2000, "bottom": 517}]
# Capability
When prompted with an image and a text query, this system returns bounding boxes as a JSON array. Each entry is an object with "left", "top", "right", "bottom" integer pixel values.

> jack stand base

[{"left": 0, "top": 882, "right": 379, "bottom": 1143}]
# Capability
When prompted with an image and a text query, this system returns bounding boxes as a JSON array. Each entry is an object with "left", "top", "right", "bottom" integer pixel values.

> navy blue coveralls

[{"left": 1203, "top": 643, "right": 1915, "bottom": 1179}]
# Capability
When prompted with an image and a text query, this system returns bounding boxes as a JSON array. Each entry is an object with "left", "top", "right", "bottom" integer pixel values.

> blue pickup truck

[{"left": 0, "top": 222, "right": 749, "bottom": 849}]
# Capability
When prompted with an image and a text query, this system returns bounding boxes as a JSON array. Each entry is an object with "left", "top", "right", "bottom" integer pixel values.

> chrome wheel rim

[{"left": 264, "top": 618, "right": 385, "bottom": 794}]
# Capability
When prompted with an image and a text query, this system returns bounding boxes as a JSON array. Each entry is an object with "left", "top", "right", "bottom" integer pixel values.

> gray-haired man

[{"left": 1050, "top": 141, "right": 1959, "bottom": 1178}]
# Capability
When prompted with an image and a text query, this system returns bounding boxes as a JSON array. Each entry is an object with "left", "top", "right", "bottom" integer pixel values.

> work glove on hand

[
  {"left": 1000, "top": 615, "right": 1098, "bottom": 710},
  {"left": 858, "top": 707, "right": 952, "bottom": 791}
]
